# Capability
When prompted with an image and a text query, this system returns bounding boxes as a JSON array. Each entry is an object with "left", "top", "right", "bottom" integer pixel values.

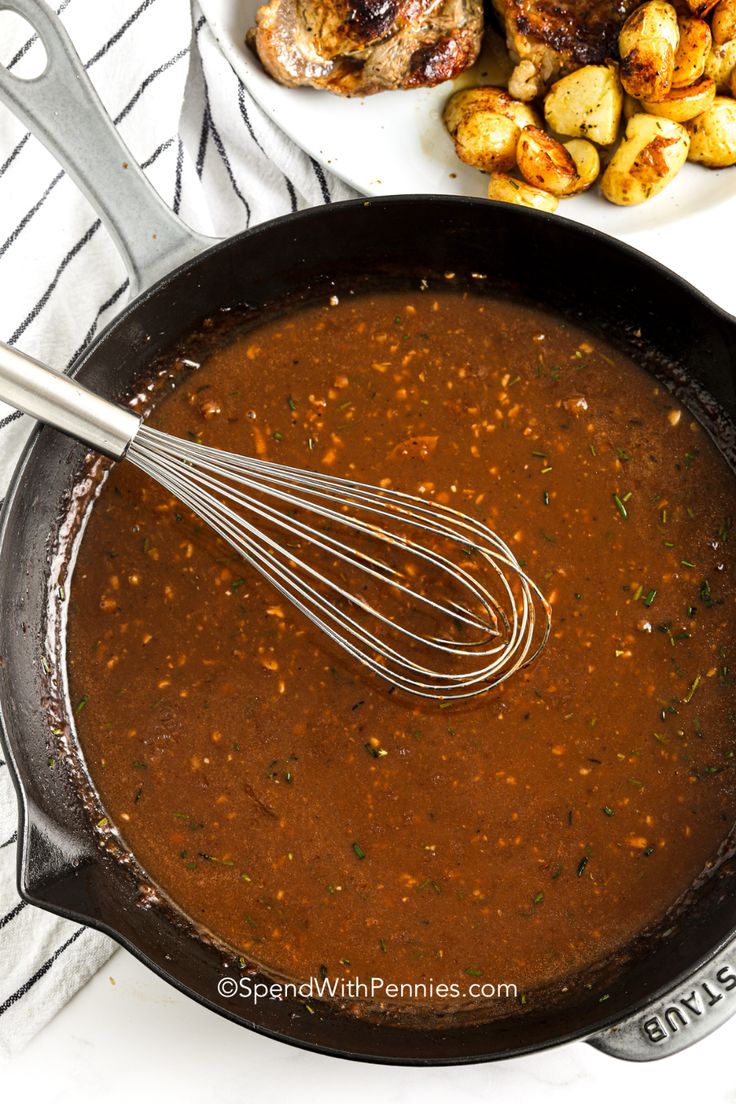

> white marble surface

[{"left": 0, "top": 944, "right": 735, "bottom": 1100}]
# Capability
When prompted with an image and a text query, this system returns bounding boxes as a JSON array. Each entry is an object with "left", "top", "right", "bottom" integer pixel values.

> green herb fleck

[
  {"left": 683, "top": 675, "right": 701, "bottom": 704},
  {"left": 612, "top": 493, "right": 628, "bottom": 520}
]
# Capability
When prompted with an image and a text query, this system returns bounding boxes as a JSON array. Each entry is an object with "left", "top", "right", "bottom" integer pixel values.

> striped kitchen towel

[{"left": 0, "top": 0, "right": 357, "bottom": 1056}]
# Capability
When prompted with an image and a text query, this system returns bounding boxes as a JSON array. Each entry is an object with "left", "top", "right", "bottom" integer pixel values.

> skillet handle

[
  {"left": 587, "top": 939, "right": 736, "bottom": 1061},
  {"left": 0, "top": 0, "right": 213, "bottom": 295}
]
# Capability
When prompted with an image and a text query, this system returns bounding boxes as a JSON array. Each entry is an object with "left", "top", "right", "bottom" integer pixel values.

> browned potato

[
  {"left": 684, "top": 0, "right": 719, "bottom": 14},
  {"left": 641, "top": 74, "right": 717, "bottom": 119},
  {"left": 732, "top": 64, "right": 736, "bottom": 94},
  {"left": 623, "top": 92, "right": 642, "bottom": 119},
  {"left": 712, "top": 0, "right": 736, "bottom": 44},
  {"left": 487, "top": 172, "right": 559, "bottom": 212},
  {"left": 443, "top": 87, "right": 540, "bottom": 137},
  {"left": 443, "top": 87, "right": 542, "bottom": 172},
  {"left": 452, "top": 112, "right": 519, "bottom": 172},
  {"left": 516, "top": 126, "right": 580, "bottom": 195},
  {"left": 686, "top": 95, "right": 736, "bottom": 165},
  {"left": 544, "top": 63, "right": 623, "bottom": 145},
  {"left": 672, "top": 15, "right": 712, "bottom": 86},
  {"left": 563, "top": 139, "right": 601, "bottom": 191},
  {"left": 705, "top": 38, "right": 736, "bottom": 88},
  {"left": 620, "top": 1, "right": 680, "bottom": 101},
  {"left": 601, "top": 113, "right": 690, "bottom": 204}
]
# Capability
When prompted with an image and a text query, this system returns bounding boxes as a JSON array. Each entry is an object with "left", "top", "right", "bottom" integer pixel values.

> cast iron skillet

[{"left": 1, "top": 0, "right": 736, "bottom": 1066}]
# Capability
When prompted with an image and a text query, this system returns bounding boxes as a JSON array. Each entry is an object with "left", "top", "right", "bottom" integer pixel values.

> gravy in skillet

[{"left": 68, "top": 289, "right": 736, "bottom": 1012}]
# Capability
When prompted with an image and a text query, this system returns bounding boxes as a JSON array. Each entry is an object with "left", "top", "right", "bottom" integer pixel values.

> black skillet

[{"left": 1, "top": 0, "right": 736, "bottom": 1066}]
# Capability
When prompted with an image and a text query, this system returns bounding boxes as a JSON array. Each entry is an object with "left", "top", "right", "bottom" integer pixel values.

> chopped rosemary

[
  {"left": 683, "top": 675, "right": 701, "bottom": 704},
  {"left": 612, "top": 493, "right": 627, "bottom": 519}
]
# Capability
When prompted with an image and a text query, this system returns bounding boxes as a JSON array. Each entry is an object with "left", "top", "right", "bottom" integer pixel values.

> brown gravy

[{"left": 68, "top": 289, "right": 736, "bottom": 1012}]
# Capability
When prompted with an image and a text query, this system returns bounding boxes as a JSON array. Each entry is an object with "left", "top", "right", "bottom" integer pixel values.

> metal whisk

[{"left": 0, "top": 342, "right": 551, "bottom": 700}]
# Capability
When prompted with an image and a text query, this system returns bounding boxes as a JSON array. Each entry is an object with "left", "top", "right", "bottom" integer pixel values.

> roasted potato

[
  {"left": 443, "top": 87, "right": 542, "bottom": 172},
  {"left": 672, "top": 16, "right": 712, "bottom": 86},
  {"left": 623, "top": 92, "right": 642, "bottom": 119},
  {"left": 564, "top": 139, "right": 601, "bottom": 190},
  {"left": 704, "top": 38, "right": 736, "bottom": 89},
  {"left": 684, "top": 0, "right": 719, "bottom": 15},
  {"left": 619, "top": 1, "right": 680, "bottom": 101},
  {"left": 544, "top": 64, "right": 623, "bottom": 145},
  {"left": 451, "top": 112, "right": 519, "bottom": 172},
  {"left": 686, "top": 95, "right": 736, "bottom": 165},
  {"left": 712, "top": 0, "right": 736, "bottom": 44},
  {"left": 443, "top": 87, "right": 540, "bottom": 137},
  {"left": 487, "top": 172, "right": 559, "bottom": 212},
  {"left": 732, "top": 64, "right": 736, "bottom": 94},
  {"left": 516, "top": 126, "right": 581, "bottom": 195},
  {"left": 601, "top": 113, "right": 690, "bottom": 204},
  {"left": 641, "top": 74, "right": 717, "bottom": 119}
]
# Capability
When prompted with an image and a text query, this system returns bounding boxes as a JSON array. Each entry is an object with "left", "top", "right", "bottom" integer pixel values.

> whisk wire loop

[{"left": 127, "top": 424, "right": 551, "bottom": 700}]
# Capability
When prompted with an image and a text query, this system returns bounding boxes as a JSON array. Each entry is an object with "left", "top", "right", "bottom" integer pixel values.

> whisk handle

[{"left": 0, "top": 341, "right": 140, "bottom": 459}]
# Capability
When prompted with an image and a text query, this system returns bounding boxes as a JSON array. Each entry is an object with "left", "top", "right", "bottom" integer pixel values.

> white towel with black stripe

[{"left": 0, "top": 0, "right": 357, "bottom": 1057}]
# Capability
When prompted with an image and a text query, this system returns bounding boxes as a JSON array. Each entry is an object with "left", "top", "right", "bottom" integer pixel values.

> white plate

[{"left": 201, "top": 0, "right": 736, "bottom": 315}]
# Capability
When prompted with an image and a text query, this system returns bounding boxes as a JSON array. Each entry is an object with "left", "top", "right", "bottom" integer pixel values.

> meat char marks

[
  {"left": 247, "top": 0, "right": 484, "bottom": 96},
  {"left": 491, "top": 0, "right": 641, "bottom": 100}
]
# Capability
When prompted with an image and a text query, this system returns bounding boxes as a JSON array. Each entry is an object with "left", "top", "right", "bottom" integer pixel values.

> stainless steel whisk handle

[{"left": 0, "top": 341, "right": 140, "bottom": 459}]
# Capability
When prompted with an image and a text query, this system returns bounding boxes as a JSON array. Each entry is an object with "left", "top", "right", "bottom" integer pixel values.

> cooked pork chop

[
  {"left": 491, "top": 0, "right": 641, "bottom": 100},
  {"left": 248, "top": 0, "right": 484, "bottom": 96}
]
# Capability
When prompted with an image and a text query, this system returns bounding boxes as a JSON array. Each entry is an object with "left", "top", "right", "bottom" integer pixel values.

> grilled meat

[
  {"left": 491, "top": 0, "right": 641, "bottom": 100},
  {"left": 248, "top": 0, "right": 484, "bottom": 96}
]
